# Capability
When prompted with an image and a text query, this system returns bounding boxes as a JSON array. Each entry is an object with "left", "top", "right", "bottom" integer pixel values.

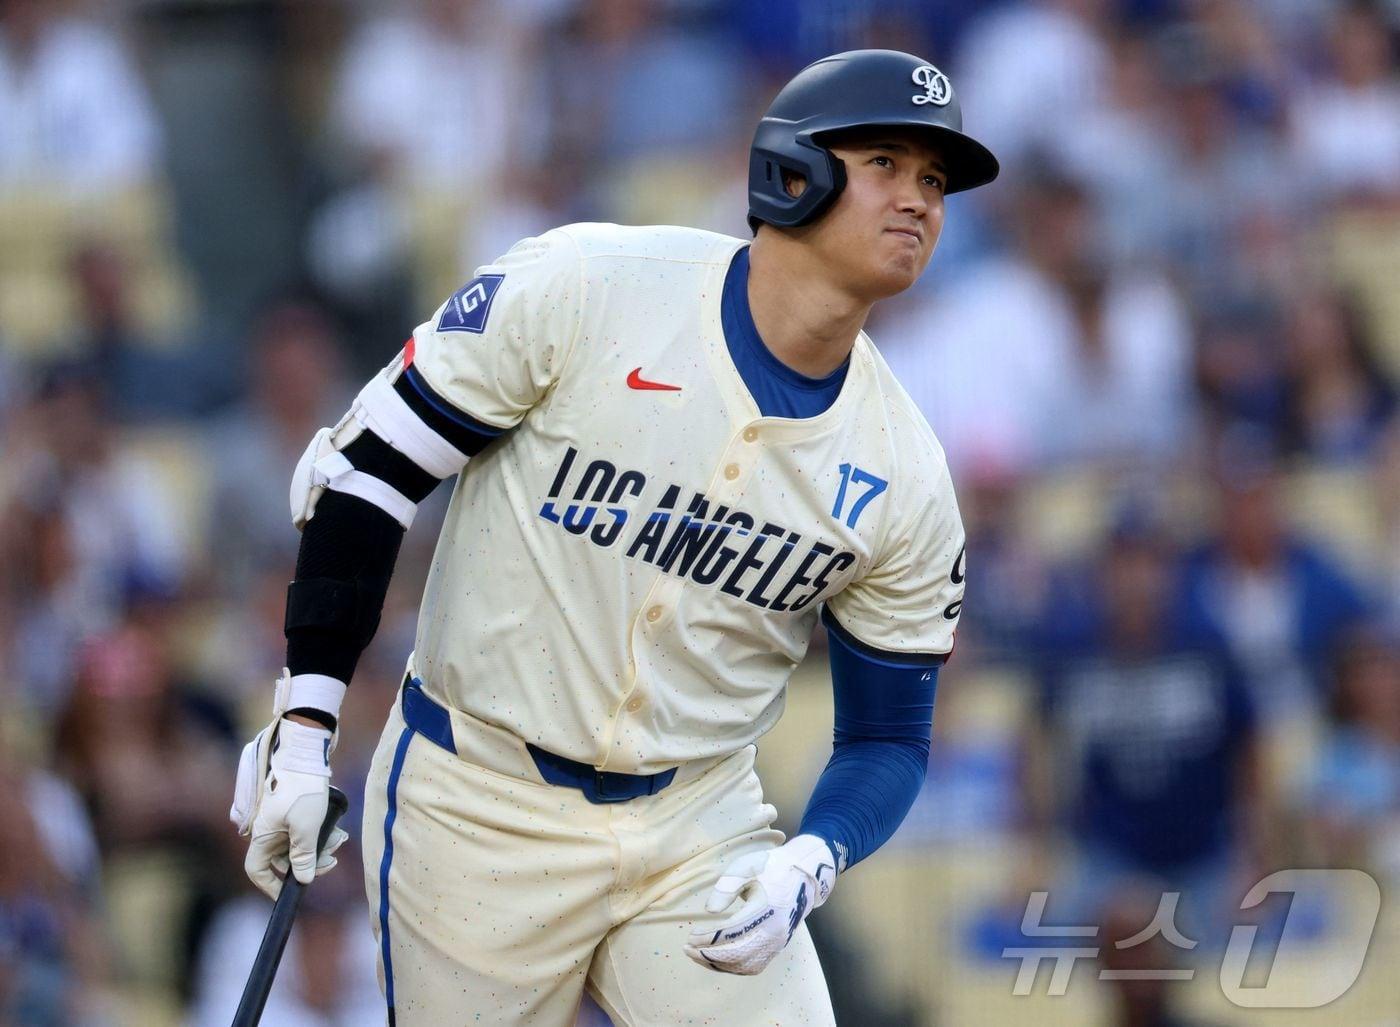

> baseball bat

[{"left": 231, "top": 785, "right": 350, "bottom": 1027}]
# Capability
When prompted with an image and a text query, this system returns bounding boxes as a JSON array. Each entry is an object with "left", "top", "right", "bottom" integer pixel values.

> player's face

[{"left": 819, "top": 130, "right": 948, "bottom": 299}]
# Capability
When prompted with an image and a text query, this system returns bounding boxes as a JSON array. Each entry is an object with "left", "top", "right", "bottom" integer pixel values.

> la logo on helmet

[{"left": 911, "top": 65, "right": 951, "bottom": 106}]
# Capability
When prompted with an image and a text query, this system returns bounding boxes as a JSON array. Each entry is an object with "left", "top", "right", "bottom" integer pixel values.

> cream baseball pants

[{"left": 361, "top": 682, "right": 836, "bottom": 1026}]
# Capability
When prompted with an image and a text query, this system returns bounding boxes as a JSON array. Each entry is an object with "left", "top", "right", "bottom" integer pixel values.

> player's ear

[{"left": 781, "top": 169, "right": 808, "bottom": 199}]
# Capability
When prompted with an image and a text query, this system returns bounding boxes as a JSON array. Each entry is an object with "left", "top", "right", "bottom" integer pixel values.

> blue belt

[{"left": 400, "top": 676, "right": 677, "bottom": 805}]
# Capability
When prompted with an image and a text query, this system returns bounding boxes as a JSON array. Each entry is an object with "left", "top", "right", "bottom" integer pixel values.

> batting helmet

[{"left": 748, "top": 49, "right": 999, "bottom": 230}]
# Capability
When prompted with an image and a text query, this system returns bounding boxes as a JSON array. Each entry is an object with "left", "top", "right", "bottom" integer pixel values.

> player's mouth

[{"left": 884, "top": 225, "right": 922, "bottom": 243}]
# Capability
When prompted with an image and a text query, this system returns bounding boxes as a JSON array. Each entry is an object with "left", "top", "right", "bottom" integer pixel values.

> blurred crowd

[{"left": 0, "top": 0, "right": 1398, "bottom": 1024}]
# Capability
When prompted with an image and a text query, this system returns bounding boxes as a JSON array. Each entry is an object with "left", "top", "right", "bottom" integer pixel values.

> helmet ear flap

[
  {"left": 747, "top": 132, "right": 847, "bottom": 230},
  {"left": 822, "top": 150, "right": 848, "bottom": 202}
]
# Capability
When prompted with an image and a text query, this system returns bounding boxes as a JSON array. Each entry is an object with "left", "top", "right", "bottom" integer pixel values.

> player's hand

[
  {"left": 684, "top": 835, "right": 837, "bottom": 976},
  {"left": 230, "top": 673, "right": 348, "bottom": 900}
]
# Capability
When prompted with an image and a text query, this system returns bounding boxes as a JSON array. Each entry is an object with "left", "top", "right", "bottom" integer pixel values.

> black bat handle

[{"left": 231, "top": 785, "right": 350, "bottom": 1027}]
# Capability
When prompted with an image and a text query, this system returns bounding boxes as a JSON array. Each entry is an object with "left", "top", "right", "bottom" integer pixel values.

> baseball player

[{"left": 230, "top": 49, "right": 998, "bottom": 1024}]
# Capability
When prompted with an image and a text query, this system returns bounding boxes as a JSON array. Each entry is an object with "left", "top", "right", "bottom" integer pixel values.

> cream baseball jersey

[{"left": 378, "top": 223, "right": 964, "bottom": 773}]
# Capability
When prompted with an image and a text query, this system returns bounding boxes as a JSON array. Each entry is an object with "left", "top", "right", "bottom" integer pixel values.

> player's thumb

[
  {"left": 706, "top": 851, "right": 768, "bottom": 913},
  {"left": 285, "top": 792, "right": 329, "bottom": 885}
]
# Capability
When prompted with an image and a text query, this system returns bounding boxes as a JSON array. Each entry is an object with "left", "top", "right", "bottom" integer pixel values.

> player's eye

[
  {"left": 924, "top": 175, "right": 946, "bottom": 191},
  {"left": 871, "top": 155, "right": 893, "bottom": 168}
]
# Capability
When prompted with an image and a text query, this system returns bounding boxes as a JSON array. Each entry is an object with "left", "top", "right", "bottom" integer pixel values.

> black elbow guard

[
  {"left": 285, "top": 489, "right": 405, "bottom": 683},
  {"left": 285, "top": 577, "right": 383, "bottom": 652}
]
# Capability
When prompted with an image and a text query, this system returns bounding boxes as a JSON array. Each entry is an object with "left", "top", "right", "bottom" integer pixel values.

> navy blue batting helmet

[{"left": 748, "top": 49, "right": 999, "bottom": 230}]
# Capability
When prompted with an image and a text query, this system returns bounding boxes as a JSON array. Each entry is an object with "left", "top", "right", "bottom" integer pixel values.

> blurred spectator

[
  {"left": 51, "top": 616, "right": 239, "bottom": 1007},
  {"left": 1290, "top": 2, "right": 1400, "bottom": 202},
  {"left": 0, "top": 489, "right": 99, "bottom": 717},
  {"left": 548, "top": 0, "right": 747, "bottom": 166},
  {"left": 1186, "top": 0, "right": 1291, "bottom": 127},
  {"left": 0, "top": 2, "right": 191, "bottom": 362},
  {"left": 952, "top": 0, "right": 1110, "bottom": 166},
  {"left": 331, "top": 0, "right": 532, "bottom": 196},
  {"left": 57, "top": 241, "right": 205, "bottom": 420},
  {"left": 0, "top": 0, "right": 162, "bottom": 194},
  {"left": 1054, "top": 31, "right": 1178, "bottom": 265},
  {"left": 899, "top": 667, "right": 1025, "bottom": 845},
  {"left": 1280, "top": 289, "right": 1396, "bottom": 462},
  {"left": 195, "top": 565, "right": 306, "bottom": 707},
  {"left": 1096, "top": 888, "right": 1210, "bottom": 1027},
  {"left": 0, "top": 336, "right": 16, "bottom": 414},
  {"left": 205, "top": 301, "right": 350, "bottom": 599},
  {"left": 1193, "top": 302, "right": 1288, "bottom": 449},
  {"left": 880, "top": 164, "right": 1191, "bottom": 477},
  {"left": 0, "top": 740, "right": 110, "bottom": 1026},
  {"left": 1306, "top": 635, "right": 1400, "bottom": 872},
  {"left": 53, "top": 620, "right": 235, "bottom": 854},
  {"left": 1180, "top": 449, "right": 1373, "bottom": 717},
  {"left": 948, "top": 465, "right": 1051, "bottom": 661},
  {"left": 1288, "top": 7, "right": 1400, "bottom": 394},
  {"left": 186, "top": 843, "right": 381, "bottom": 1027},
  {"left": 548, "top": 0, "right": 750, "bottom": 227},
  {"left": 16, "top": 365, "right": 188, "bottom": 590},
  {"left": 0, "top": 364, "right": 187, "bottom": 712},
  {"left": 325, "top": 0, "right": 544, "bottom": 311},
  {"left": 1156, "top": 59, "right": 1295, "bottom": 306},
  {"left": 1027, "top": 516, "right": 1269, "bottom": 944},
  {"left": 1378, "top": 419, "right": 1400, "bottom": 637}
]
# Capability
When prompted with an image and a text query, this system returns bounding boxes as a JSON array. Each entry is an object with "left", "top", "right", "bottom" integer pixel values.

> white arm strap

[
  {"left": 290, "top": 425, "right": 419, "bottom": 531},
  {"left": 353, "top": 372, "right": 469, "bottom": 479},
  {"left": 316, "top": 450, "right": 419, "bottom": 529}
]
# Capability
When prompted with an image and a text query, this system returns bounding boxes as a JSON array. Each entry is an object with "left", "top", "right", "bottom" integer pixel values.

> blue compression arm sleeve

[{"left": 797, "top": 608, "right": 942, "bottom": 871}]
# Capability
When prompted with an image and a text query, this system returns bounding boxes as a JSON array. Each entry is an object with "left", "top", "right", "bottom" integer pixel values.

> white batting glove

[
  {"left": 230, "top": 672, "right": 348, "bottom": 900},
  {"left": 684, "top": 835, "right": 838, "bottom": 976}
]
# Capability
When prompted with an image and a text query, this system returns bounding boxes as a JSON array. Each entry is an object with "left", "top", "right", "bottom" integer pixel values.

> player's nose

[{"left": 894, "top": 175, "right": 928, "bottom": 219}]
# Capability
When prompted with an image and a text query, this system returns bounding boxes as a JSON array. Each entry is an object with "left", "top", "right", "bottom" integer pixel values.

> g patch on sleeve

[{"left": 437, "top": 274, "right": 505, "bottom": 334}]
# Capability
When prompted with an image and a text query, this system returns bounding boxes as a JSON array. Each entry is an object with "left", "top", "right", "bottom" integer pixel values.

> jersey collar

[
  {"left": 700, "top": 239, "right": 871, "bottom": 439},
  {"left": 722, "top": 247, "right": 850, "bottom": 401}
]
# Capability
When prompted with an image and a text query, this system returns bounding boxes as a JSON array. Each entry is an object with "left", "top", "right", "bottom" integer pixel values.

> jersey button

[
  {"left": 626, "top": 696, "right": 644, "bottom": 713},
  {"left": 645, "top": 605, "right": 663, "bottom": 623},
  {"left": 742, "top": 427, "right": 759, "bottom": 443},
  {"left": 724, "top": 463, "right": 740, "bottom": 480}
]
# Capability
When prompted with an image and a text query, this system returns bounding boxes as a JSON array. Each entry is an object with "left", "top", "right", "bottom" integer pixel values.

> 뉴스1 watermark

[{"left": 1003, "top": 868, "right": 1381, "bottom": 1008}]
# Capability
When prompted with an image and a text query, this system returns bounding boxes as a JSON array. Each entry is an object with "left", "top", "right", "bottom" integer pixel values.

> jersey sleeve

[
  {"left": 824, "top": 459, "right": 966, "bottom": 657},
  {"left": 407, "top": 228, "right": 584, "bottom": 430}
]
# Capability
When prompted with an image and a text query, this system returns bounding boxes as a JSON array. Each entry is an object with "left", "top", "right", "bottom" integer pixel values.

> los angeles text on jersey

[{"left": 538, "top": 447, "right": 857, "bottom": 613}]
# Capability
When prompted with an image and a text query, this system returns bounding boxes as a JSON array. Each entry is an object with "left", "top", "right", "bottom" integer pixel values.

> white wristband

[
  {"left": 273, "top": 718, "right": 333, "bottom": 777},
  {"left": 287, "top": 673, "right": 348, "bottom": 722}
]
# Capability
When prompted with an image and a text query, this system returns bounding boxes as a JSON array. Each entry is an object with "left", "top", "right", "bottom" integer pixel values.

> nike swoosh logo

[{"left": 627, "top": 367, "right": 682, "bottom": 392}]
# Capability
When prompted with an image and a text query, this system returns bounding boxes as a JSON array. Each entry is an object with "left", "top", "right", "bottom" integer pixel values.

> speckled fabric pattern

[
  {"left": 401, "top": 223, "right": 964, "bottom": 776},
  {"left": 361, "top": 696, "right": 835, "bottom": 1025}
]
